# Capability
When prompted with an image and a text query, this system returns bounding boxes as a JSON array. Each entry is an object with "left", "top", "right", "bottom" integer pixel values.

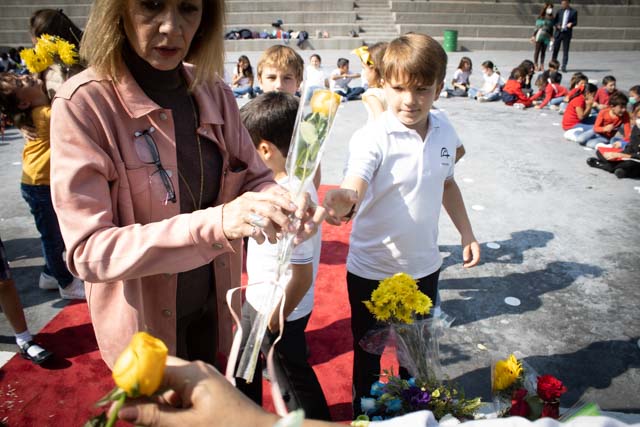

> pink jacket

[{"left": 50, "top": 64, "right": 274, "bottom": 368}]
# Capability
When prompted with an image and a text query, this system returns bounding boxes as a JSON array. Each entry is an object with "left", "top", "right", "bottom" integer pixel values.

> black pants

[
  {"left": 176, "top": 295, "right": 219, "bottom": 367},
  {"left": 235, "top": 303, "right": 331, "bottom": 420},
  {"left": 533, "top": 41, "right": 547, "bottom": 67},
  {"left": 347, "top": 269, "right": 440, "bottom": 415},
  {"left": 552, "top": 31, "right": 572, "bottom": 69},
  {"left": 592, "top": 154, "right": 640, "bottom": 178}
]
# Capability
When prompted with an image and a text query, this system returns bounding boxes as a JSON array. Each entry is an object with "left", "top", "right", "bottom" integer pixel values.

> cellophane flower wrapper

[
  {"left": 236, "top": 83, "right": 340, "bottom": 382},
  {"left": 491, "top": 352, "right": 539, "bottom": 416},
  {"left": 359, "top": 318, "right": 444, "bottom": 384}
]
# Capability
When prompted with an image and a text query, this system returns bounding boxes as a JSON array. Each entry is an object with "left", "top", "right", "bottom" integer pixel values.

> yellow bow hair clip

[{"left": 352, "top": 46, "right": 373, "bottom": 66}]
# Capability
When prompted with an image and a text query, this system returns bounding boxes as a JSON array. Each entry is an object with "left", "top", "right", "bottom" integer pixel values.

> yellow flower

[
  {"left": 493, "top": 354, "right": 523, "bottom": 392},
  {"left": 352, "top": 46, "right": 373, "bottom": 66},
  {"left": 55, "top": 38, "right": 78, "bottom": 65},
  {"left": 35, "top": 34, "right": 58, "bottom": 59},
  {"left": 20, "top": 48, "right": 51, "bottom": 73},
  {"left": 112, "top": 332, "right": 168, "bottom": 397},
  {"left": 310, "top": 89, "right": 341, "bottom": 116},
  {"left": 363, "top": 273, "right": 433, "bottom": 324}
]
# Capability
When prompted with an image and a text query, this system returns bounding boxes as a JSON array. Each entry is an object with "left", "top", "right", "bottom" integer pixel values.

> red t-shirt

[
  {"left": 562, "top": 94, "right": 586, "bottom": 130},
  {"left": 593, "top": 87, "right": 611, "bottom": 106},
  {"left": 594, "top": 108, "right": 631, "bottom": 141},
  {"left": 503, "top": 79, "right": 532, "bottom": 106}
]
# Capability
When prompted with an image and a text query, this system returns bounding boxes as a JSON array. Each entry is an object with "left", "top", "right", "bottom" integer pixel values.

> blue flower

[
  {"left": 372, "top": 416, "right": 384, "bottom": 421},
  {"left": 360, "top": 397, "right": 377, "bottom": 414},
  {"left": 408, "top": 378, "right": 417, "bottom": 387},
  {"left": 384, "top": 398, "right": 403, "bottom": 413},
  {"left": 370, "top": 381, "right": 386, "bottom": 397}
]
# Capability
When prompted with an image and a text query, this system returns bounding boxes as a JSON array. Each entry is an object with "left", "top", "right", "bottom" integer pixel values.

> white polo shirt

[
  {"left": 245, "top": 176, "right": 321, "bottom": 321},
  {"left": 345, "top": 110, "right": 459, "bottom": 280}
]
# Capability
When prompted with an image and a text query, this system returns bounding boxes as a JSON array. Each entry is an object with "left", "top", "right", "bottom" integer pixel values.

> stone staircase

[{"left": 1, "top": 0, "right": 639, "bottom": 52}]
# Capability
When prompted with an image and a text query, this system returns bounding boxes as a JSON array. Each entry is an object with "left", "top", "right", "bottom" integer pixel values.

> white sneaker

[
  {"left": 39, "top": 272, "right": 58, "bottom": 290},
  {"left": 59, "top": 277, "right": 85, "bottom": 300},
  {"left": 513, "top": 103, "right": 526, "bottom": 109}
]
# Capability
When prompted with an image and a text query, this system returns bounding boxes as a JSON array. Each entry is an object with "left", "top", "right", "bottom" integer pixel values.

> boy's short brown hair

[
  {"left": 381, "top": 33, "right": 447, "bottom": 87},
  {"left": 257, "top": 45, "right": 304, "bottom": 84},
  {"left": 608, "top": 91, "right": 628, "bottom": 107}
]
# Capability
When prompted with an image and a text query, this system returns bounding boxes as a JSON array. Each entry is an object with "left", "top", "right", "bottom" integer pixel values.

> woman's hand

[
  {"left": 221, "top": 186, "right": 326, "bottom": 245},
  {"left": 323, "top": 189, "right": 359, "bottom": 225},
  {"left": 116, "top": 357, "right": 279, "bottom": 427},
  {"left": 19, "top": 123, "right": 38, "bottom": 141}
]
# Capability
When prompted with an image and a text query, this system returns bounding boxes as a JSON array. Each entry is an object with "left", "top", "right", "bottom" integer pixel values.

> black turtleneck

[{"left": 123, "top": 43, "right": 221, "bottom": 333}]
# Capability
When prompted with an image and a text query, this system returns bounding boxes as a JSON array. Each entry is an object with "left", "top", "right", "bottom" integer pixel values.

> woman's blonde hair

[{"left": 80, "top": 0, "right": 225, "bottom": 88}]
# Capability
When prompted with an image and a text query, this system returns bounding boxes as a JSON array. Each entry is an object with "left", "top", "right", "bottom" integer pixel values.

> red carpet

[{"left": 0, "top": 186, "right": 395, "bottom": 426}]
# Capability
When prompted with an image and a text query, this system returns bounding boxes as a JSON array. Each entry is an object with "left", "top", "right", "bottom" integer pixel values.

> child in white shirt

[
  {"left": 304, "top": 53, "right": 328, "bottom": 101},
  {"left": 444, "top": 56, "right": 472, "bottom": 97},
  {"left": 468, "top": 60, "right": 503, "bottom": 102},
  {"left": 236, "top": 92, "right": 331, "bottom": 420},
  {"left": 324, "top": 33, "right": 480, "bottom": 416}
]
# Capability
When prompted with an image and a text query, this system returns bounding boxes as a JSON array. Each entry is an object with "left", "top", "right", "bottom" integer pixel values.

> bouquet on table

[
  {"left": 492, "top": 353, "right": 568, "bottom": 419},
  {"left": 356, "top": 273, "right": 481, "bottom": 423},
  {"left": 231, "top": 85, "right": 341, "bottom": 411}
]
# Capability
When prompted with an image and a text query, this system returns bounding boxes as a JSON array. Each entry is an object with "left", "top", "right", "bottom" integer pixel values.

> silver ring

[{"left": 249, "top": 213, "right": 266, "bottom": 228}]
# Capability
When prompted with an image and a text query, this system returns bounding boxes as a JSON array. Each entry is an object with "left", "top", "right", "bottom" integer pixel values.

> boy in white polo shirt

[
  {"left": 236, "top": 92, "right": 331, "bottom": 420},
  {"left": 324, "top": 33, "right": 481, "bottom": 415}
]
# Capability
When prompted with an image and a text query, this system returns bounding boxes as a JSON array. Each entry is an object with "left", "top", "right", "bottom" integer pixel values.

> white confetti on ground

[
  {"left": 458, "top": 158, "right": 465, "bottom": 162},
  {"left": 583, "top": 147, "right": 593, "bottom": 151},
  {"left": 463, "top": 178, "right": 474, "bottom": 183},
  {"left": 12, "top": 162, "right": 20, "bottom": 166},
  {"left": 505, "top": 297, "right": 521, "bottom": 306},
  {"left": 500, "top": 319, "right": 510, "bottom": 324},
  {"left": 540, "top": 113, "right": 548, "bottom": 116},
  {"left": 634, "top": 187, "right": 640, "bottom": 194},
  {"left": 471, "top": 205, "right": 485, "bottom": 211},
  {"left": 477, "top": 343, "right": 488, "bottom": 351},
  {"left": 487, "top": 242, "right": 501, "bottom": 249},
  {"left": 552, "top": 123, "right": 560, "bottom": 126}
]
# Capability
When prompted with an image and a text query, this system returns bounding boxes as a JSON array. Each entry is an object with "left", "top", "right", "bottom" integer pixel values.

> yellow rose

[
  {"left": 310, "top": 89, "right": 341, "bottom": 116},
  {"left": 112, "top": 332, "right": 168, "bottom": 397}
]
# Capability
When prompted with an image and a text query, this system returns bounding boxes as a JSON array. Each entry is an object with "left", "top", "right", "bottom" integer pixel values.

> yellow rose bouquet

[
  {"left": 235, "top": 85, "right": 341, "bottom": 385},
  {"left": 86, "top": 332, "right": 168, "bottom": 427},
  {"left": 20, "top": 34, "right": 78, "bottom": 74}
]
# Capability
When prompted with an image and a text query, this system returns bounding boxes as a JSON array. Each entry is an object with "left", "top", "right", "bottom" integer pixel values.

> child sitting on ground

[
  {"left": 445, "top": 56, "right": 472, "bottom": 97},
  {"left": 558, "top": 72, "right": 587, "bottom": 113},
  {"left": 256, "top": 45, "right": 304, "bottom": 95},
  {"left": 330, "top": 57, "right": 365, "bottom": 101},
  {"left": 563, "top": 82, "right": 597, "bottom": 138},
  {"left": 531, "top": 71, "right": 568, "bottom": 109},
  {"left": 627, "top": 85, "right": 639, "bottom": 110},
  {"left": 323, "top": 33, "right": 480, "bottom": 415},
  {"left": 574, "top": 92, "right": 631, "bottom": 148},
  {"left": 236, "top": 92, "right": 331, "bottom": 420},
  {"left": 304, "top": 54, "right": 328, "bottom": 101},
  {"left": 502, "top": 67, "right": 533, "bottom": 108},
  {"left": 231, "top": 55, "right": 255, "bottom": 98},
  {"left": 586, "top": 104, "right": 640, "bottom": 179},
  {"left": 593, "top": 75, "right": 617, "bottom": 111},
  {"left": 518, "top": 60, "right": 536, "bottom": 96},
  {"left": 0, "top": 73, "right": 84, "bottom": 300},
  {"left": 468, "top": 60, "right": 502, "bottom": 102},
  {"left": 353, "top": 42, "right": 388, "bottom": 123}
]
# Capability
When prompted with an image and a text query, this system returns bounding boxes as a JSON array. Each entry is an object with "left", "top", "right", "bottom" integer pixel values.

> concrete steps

[{"left": 1, "top": 0, "right": 638, "bottom": 53}]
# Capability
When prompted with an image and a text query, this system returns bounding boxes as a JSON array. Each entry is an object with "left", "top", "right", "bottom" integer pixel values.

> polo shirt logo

[{"left": 440, "top": 147, "right": 450, "bottom": 158}]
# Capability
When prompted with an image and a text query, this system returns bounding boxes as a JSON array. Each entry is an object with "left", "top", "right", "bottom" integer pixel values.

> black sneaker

[
  {"left": 586, "top": 157, "right": 599, "bottom": 168},
  {"left": 614, "top": 168, "right": 627, "bottom": 179}
]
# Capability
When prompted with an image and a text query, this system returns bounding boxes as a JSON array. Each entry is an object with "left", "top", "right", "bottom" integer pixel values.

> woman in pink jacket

[{"left": 49, "top": 0, "right": 321, "bottom": 369}]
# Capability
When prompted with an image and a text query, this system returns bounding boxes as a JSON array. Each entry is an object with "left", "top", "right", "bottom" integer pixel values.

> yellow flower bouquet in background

[
  {"left": 86, "top": 332, "right": 168, "bottom": 427},
  {"left": 20, "top": 34, "right": 78, "bottom": 74}
]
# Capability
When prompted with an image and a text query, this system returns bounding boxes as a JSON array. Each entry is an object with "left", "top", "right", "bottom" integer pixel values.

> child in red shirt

[
  {"left": 593, "top": 75, "right": 616, "bottom": 110},
  {"left": 576, "top": 92, "right": 631, "bottom": 148},
  {"left": 502, "top": 67, "right": 532, "bottom": 108},
  {"left": 532, "top": 72, "right": 568, "bottom": 109},
  {"left": 563, "top": 83, "right": 597, "bottom": 132}
]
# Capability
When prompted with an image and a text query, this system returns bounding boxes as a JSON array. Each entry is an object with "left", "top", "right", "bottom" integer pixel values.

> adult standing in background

[
  {"left": 50, "top": 0, "right": 322, "bottom": 369},
  {"left": 552, "top": 0, "right": 578, "bottom": 73}
]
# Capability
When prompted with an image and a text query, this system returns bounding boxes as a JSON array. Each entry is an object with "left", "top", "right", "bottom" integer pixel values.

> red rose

[
  {"left": 509, "top": 388, "right": 530, "bottom": 417},
  {"left": 541, "top": 402, "right": 560, "bottom": 419},
  {"left": 537, "top": 375, "right": 567, "bottom": 402}
]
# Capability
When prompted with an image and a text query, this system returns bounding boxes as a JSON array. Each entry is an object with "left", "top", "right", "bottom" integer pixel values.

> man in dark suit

[{"left": 552, "top": 0, "right": 578, "bottom": 72}]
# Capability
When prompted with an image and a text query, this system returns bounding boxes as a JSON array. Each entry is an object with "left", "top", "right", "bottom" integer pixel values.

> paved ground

[{"left": 1, "top": 50, "right": 639, "bottom": 414}]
